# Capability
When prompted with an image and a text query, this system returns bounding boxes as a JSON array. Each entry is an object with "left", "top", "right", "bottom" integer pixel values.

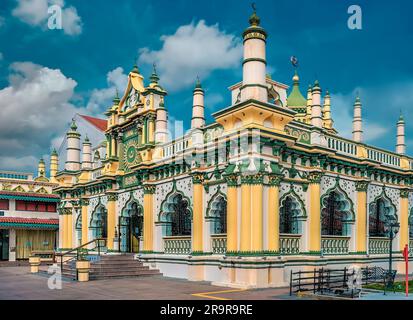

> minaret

[
  {"left": 65, "top": 119, "right": 81, "bottom": 171},
  {"left": 191, "top": 78, "right": 205, "bottom": 129},
  {"left": 323, "top": 90, "right": 333, "bottom": 129},
  {"left": 311, "top": 80, "right": 323, "bottom": 128},
  {"left": 306, "top": 85, "right": 312, "bottom": 124},
  {"left": 37, "top": 158, "right": 46, "bottom": 178},
  {"left": 50, "top": 149, "right": 58, "bottom": 180},
  {"left": 396, "top": 113, "right": 406, "bottom": 155},
  {"left": 155, "top": 99, "right": 169, "bottom": 143},
  {"left": 240, "top": 6, "right": 268, "bottom": 103},
  {"left": 352, "top": 96, "right": 363, "bottom": 142},
  {"left": 81, "top": 135, "right": 92, "bottom": 169}
]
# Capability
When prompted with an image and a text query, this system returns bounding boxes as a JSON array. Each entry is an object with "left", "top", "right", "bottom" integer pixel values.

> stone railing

[
  {"left": 91, "top": 167, "right": 103, "bottom": 180},
  {"left": 321, "top": 236, "right": 350, "bottom": 255},
  {"left": 163, "top": 137, "right": 191, "bottom": 159},
  {"left": 211, "top": 234, "right": 227, "bottom": 254},
  {"left": 326, "top": 136, "right": 357, "bottom": 157},
  {"left": 369, "top": 237, "right": 390, "bottom": 254},
  {"left": 279, "top": 234, "right": 301, "bottom": 255},
  {"left": 366, "top": 147, "right": 401, "bottom": 168},
  {"left": 163, "top": 236, "right": 191, "bottom": 255}
]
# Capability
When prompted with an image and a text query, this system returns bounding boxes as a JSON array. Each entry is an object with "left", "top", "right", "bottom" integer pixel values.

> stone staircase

[{"left": 60, "top": 254, "right": 161, "bottom": 281}]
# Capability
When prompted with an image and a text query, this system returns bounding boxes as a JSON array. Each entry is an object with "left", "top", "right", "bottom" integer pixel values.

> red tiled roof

[
  {"left": 80, "top": 114, "right": 107, "bottom": 132},
  {"left": 0, "top": 191, "right": 59, "bottom": 199},
  {"left": 0, "top": 217, "right": 59, "bottom": 225}
]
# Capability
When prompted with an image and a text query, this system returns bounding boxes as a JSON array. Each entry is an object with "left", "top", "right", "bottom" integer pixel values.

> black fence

[{"left": 289, "top": 266, "right": 397, "bottom": 297}]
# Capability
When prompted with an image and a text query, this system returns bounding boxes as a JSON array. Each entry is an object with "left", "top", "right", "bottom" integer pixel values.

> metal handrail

[{"left": 56, "top": 238, "right": 107, "bottom": 274}]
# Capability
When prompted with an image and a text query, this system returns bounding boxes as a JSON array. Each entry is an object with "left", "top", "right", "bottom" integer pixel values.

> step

[
  {"left": 93, "top": 259, "right": 141, "bottom": 265},
  {"left": 91, "top": 265, "right": 150, "bottom": 271},
  {"left": 90, "top": 270, "right": 162, "bottom": 279}
]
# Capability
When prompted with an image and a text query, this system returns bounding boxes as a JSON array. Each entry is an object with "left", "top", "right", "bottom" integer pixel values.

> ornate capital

[
  {"left": 400, "top": 189, "right": 410, "bottom": 199},
  {"left": 143, "top": 185, "right": 156, "bottom": 195},
  {"left": 192, "top": 173, "right": 205, "bottom": 184},
  {"left": 355, "top": 180, "right": 369, "bottom": 192},
  {"left": 59, "top": 208, "right": 72, "bottom": 215},
  {"left": 80, "top": 198, "right": 90, "bottom": 206},
  {"left": 268, "top": 174, "right": 282, "bottom": 187},
  {"left": 241, "top": 173, "right": 264, "bottom": 185},
  {"left": 307, "top": 171, "right": 323, "bottom": 184},
  {"left": 107, "top": 194, "right": 118, "bottom": 201},
  {"left": 224, "top": 174, "right": 239, "bottom": 187},
  {"left": 147, "top": 113, "right": 157, "bottom": 122}
]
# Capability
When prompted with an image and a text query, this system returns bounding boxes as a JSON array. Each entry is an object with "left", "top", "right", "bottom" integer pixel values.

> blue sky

[{"left": 0, "top": 0, "right": 412, "bottom": 172}]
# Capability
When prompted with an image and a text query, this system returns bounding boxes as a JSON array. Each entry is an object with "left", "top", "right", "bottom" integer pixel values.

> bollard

[
  {"left": 29, "top": 256, "right": 41, "bottom": 273},
  {"left": 76, "top": 260, "right": 90, "bottom": 282}
]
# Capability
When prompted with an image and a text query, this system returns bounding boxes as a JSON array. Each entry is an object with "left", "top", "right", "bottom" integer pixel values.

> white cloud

[
  {"left": 12, "top": 0, "right": 82, "bottom": 36},
  {"left": 138, "top": 20, "right": 243, "bottom": 92},
  {"left": 0, "top": 61, "right": 85, "bottom": 171},
  {"left": 86, "top": 67, "right": 128, "bottom": 114}
]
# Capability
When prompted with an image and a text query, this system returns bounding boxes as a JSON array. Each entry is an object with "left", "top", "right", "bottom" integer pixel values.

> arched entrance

[{"left": 119, "top": 201, "right": 143, "bottom": 253}]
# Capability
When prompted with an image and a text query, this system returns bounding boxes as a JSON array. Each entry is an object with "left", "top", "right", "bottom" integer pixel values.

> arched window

[
  {"left": 90, "top": 206, "right": 108, "bottom": 239},
  {"left": 280, "top": 196, "right": 299, "bottom": 234},
  {"left": 321, "top": 192, "right": 346, "bottom": 236},
  {"left": 170, "top": 194, "right": 191, "bottom": 236},
  {"left": 409, "top": 212, "right": 413, "bottom": 239},
  {"left": 369, "top": 198, "right": 388, "bottom": 237},
  {"left": 208, "top": 196, "right": 227, "bottom": 234}
]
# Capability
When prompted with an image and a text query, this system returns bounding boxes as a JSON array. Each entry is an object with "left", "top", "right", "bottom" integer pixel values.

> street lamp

[{"left": 384, "top": 216, "right": 400, "bottom": 287}]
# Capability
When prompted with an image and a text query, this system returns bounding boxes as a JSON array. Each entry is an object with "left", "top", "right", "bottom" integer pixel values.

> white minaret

[
  {"left": 306, "top": 85, "right": 312, "bottom": 123},
  {"left": 65, "top": 119, "right": 81, "bottom": 171},
  {"left": 240, "top": 7, "right": 268, "bottom": 103},
  {"left": 323, "top": 90, "right": 333, "bottom": 129},
  {"left": 396, "top": 113, "right": 406, "bottom": 155},
  {"left": 81, "top": 135, "right": 92, "bottom": 169},
  {"left": 311, "top": 81, "right": 323, "bottom": 128},
  {"left": 352, "top": 96, "right": 363, "bottom": 142},
  {"left": 191, "top": 78, "right": 205, "bottom": 129},
  {"left": 155, "top": 99, "right": 169, "bottom": 143}
]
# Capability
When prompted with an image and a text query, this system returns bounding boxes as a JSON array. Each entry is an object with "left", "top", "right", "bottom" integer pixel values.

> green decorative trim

[
  {"left": 241, "top": 174, "right": 264, "bottom": 185},
  {"left": 0, "top": 222, "right": 58, "bottom": 229},
  {"left": 190, "top": 251, "right": 211, "bottom": 256},
  {"left": 0, "top": 194, "right": 59, "bottom": 202},
  {"left": 225, "top": 250, "right": 280, "bottom": 257},
  {"left": 80, "top": 198, "right": 90, "bottom": 206},
  {"left": 267, "top": 174, "right": 282, "bottom": 187},
  {"left": 224, "top": 174, "right": 239, "bottom": 187},
  {"left": 355, "top": 180, "right": 369, "bottom": 192}
]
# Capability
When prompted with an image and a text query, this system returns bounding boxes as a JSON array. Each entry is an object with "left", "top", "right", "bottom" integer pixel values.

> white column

[{"left": 352, "top": 96, "right": 363, "bottom": 142}]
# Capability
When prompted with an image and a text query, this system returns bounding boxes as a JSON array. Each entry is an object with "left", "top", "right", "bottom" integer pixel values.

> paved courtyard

[{"left": 0, "top": 266, "right": 294, "bottom": 300}]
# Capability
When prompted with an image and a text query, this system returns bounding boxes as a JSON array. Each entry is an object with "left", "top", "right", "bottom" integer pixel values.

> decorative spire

[
  {"left": 70, "top": 118, "right": 77, "bottom": 131},
  {"left": 396, "top": 110, "right": 406, "bottom": 155},
  {"left": 150, "top": 63, "right": 159, "bottom": 84},
  {"left": 398, "top": 110, "right": 404, "bottom": 123},
  {"left": 84, "top": 135, "right": 90, "bottom": 143},
  {"left": 131, "top": 64, "right": 140, "bottom": 74},
  {"left": 194, "top": 76, "right": 203, "bottom": 90},
  {"left": 51, "top": 148, "right": 58, "bottom": 156},
  {"left": 249, "top": 3, "right": 260, "bottom": 26},
  {"left": 113, "top": 88, "right": 120, "bottom": 105},
  {"left": 352, "top": 95, "right": 363, "bottom": 142}
]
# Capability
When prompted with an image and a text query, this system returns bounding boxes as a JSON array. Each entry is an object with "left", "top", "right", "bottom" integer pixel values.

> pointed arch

[
  {"left": 320, "top": 179, "right": 355, "bottom": 236},
  {"left": 206, "top": 186, "right": 227, "bottom": 234},
  {"left": 279, "top": 186, "right": 306, "bottom": 235},
  {"left": 369, "top": 189, "right": 397, "bottom": 237},
  {"left": 89, "top": 199, "right": 108, "bottom": 239}
]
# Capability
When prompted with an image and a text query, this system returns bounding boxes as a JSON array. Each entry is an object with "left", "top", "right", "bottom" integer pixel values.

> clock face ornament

[{"left": 123, "top": 139, "right": 140, "bottom": 170}]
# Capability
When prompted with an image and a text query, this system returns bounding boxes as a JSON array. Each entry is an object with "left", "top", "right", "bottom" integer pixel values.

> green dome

[{"left": 287, "top": 71, "right": 307, "bottom": 107}]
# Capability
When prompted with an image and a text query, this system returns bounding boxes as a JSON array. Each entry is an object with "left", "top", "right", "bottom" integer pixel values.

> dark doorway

[
  {"left": 118, "top": 204, "right": 143, "bottom": 253},
  {"left": 0, "top": 230, "right": 9, "bottom": 261}
]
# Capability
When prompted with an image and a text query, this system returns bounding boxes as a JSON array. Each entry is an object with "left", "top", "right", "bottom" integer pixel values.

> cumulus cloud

[
  {"left": 138, "top": 20, "right": 243, "bottom": 92},
  {"left": 86, "top": 67, "right": 128, "bottom": 114},
  {"left": 12, "top": 0, "right": 82, "bottom": 36},
  {"left": 0, "top": 61, "right": 85, "bottom": 171}
]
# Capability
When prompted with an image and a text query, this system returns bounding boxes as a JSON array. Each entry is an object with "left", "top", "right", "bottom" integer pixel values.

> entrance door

[
  {"left": 118, "top": 214, "right": 143, "bottom": 253},
  {"left": 0, "top": 230, "right": 9, "bottom": 261}
]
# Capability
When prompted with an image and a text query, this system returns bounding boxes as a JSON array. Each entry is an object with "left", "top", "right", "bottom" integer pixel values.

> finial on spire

[
  {"left": 195, "top": 76, "right": 202, "bottom": 89},
  {"left": 150, "top": 63, "right": 160, "bottom": 83},
  {"left": 113, "top": 88, "right": 120, "bottom": 104},
  {"left": 70, "top": 118, "right": 77, "bottom": 131},
  {"left": 131, "top": 57, "right": 140, "bottom": 74},
  {"left": 399, "top": 109, "right": 404, "bottom": 122},
  {"left": 84, "top": 134, "right": 90, "bottom": 143},
  {"left": 249, "top": 3, "right": 260, "bottom": 26}
]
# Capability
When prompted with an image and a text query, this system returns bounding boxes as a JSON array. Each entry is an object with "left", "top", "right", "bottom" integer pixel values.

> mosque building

[{"left": 42, "top": 9, "right": 413, "bottom": 287}]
